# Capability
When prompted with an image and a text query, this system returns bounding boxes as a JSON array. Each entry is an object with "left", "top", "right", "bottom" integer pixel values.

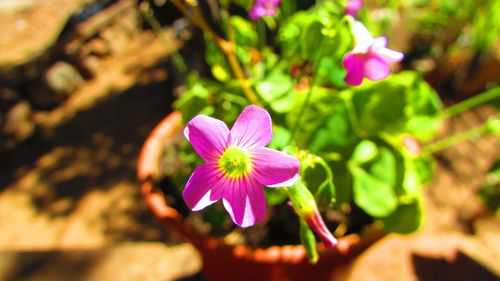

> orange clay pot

[{"left": 137, "top": 111, "right": 385, "bottom": 281}]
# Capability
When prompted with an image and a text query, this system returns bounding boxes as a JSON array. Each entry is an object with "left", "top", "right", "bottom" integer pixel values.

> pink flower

[
  {"left": 401, "top": 135, "right": 422, "bottom": 155},
  {"left": 345, "top": 0, "right": 363, "bottom": 17},
  {"left": 249, "top": 0, "right": 281, "bottom": 20},
  {"left": 343, "top": 22, "right": 404, "bottom": 86},
  {"left": 183, "top": 105, "right": 300, "bottom": 227}
]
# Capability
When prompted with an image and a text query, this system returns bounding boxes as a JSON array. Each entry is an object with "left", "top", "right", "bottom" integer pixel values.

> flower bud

[
  {"left": 401, "top": 134, "right": 421, "bottom": 155},
  {"left": 287, "top": 179, "right": 338, "bottom": 248}
]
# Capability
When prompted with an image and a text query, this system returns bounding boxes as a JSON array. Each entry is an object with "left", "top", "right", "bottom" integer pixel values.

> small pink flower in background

[
  {"left": 249, "top": 0, "right": 281, "bottom": 20},
  {"left": 345, "top": 0, "right": 363, "bottom": 17},
  {"left": 183, "top": 105, "right": 300, "bottom": 227},
  {"left": 343, "top": 21, "right": 404, "bottom": 86},
  {"left": 401, "top": 134, "right": 422, "bottom": 155}
]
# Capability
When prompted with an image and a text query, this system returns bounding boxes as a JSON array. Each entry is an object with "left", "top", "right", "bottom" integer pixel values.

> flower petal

[
  {"left": 352, "top": 21, "right": 373, "bottom": 53},
  {"left": 376, "top": 47, "right": 404, "bottom": 63},
  {"left": 184, "top": 115, "right": 229, "bottom": 162},
  {"left": 364, "top": 55, "right": 390, "bottom": 81},
  {"left": 183, "top": 164, "right": 225, "bottom": 211},
  {"left": 249, "top": 7, "right": 266, "bottom": 20},
  {"left": 343, "top": 53, "right": 365, "bottom": 86},
  {"left": 372, "top": 36, "right": 404, "bottom": 63},
  {"left": 230, "top": 105, "right": 272, "bottom": 149},
  {"left": 372, "top": 36, "right": 388, "bottom": 48},
  {"left": 303, "top": 209, "right": 338, "bottom": 248},
  {"left": 222, "top": 176, "right": 266, "bottom": 227},
  {"left": 249, "top": 0, "right": 281, "bottom": 20},
  {"left": 345, "top": 0, "right": 363, "bottom": 16},
  {"left": 252, "top": 147, "right": 300, "bottom": 187}
]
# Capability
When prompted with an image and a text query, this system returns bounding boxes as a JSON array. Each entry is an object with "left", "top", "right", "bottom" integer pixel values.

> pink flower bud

[
  {"left": 287, "top": 180, "right": 338, "bottom": 248},
  {"left": 249, "top": 0, "right": 281, "bottom": 20},
  {"left": 401, "top": 135, "right": 422, "bottom": 155},
  {"left": 345, "top": 0, "right": 363, "bottom": 17},
  {"left": 303, "top": 208, "right": 338, "bottom": 248}
]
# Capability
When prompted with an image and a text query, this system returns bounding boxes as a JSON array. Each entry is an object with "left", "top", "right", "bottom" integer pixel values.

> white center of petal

[
  {"left": 219, "top": 146, "right": 252, "bottom": 178},
  {"left": 352, "top": 21, "right": 374, "bottom": 54}
]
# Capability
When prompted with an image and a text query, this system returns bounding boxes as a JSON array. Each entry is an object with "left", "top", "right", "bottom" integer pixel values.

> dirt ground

[{"left": 0, "top": 1, "right": 499, "bottom": 281}]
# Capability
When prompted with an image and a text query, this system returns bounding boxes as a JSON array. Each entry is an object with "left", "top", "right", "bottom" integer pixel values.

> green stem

[
  {"left": 317, "top": 156, "right": 334, "bottom": 183},
  {"left": 169, "top": 0, "right": 262, "bottom": 106},
  {"left": 290, "top": 40, "right": 325, "bottom": 143},
  {"left": 340, "top": 90, "right": 363, "bottom": 137},
  {"left": 140, "top": 2, "right": 188, "bottom": 73},
  {"left": 290, "top": 79, "right": 316, "bottom": 140},
  {"left": 257, "top": 20, "right": 267, "bottom": 49},
  {"left": 440, "top": 86, "right": 500, "bottom": 119},
  {"left": 422, "top": 118, "right": 497, "bottom": 154}
]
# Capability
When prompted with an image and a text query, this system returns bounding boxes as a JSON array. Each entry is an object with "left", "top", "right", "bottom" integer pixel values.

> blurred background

[{"left": 0, "top": 0, "right": 498, "bottom": 280}]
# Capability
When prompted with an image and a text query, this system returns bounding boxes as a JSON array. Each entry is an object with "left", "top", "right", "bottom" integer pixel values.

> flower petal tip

[
  {"left": 231, "top": 105, "right": 273, "bottom": 148},
  {"left": 323, "top": 237, "right": 338, "bottom": 248}
]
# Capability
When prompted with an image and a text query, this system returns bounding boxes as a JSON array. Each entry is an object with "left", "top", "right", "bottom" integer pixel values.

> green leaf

[
  {"left": 264, "top": 187, "right": 288, "bottom": 206},
  {"left": 351, "top": 80, "right": 407, "bottom": 137},
  {"left": 278, "top": 3, "right": 350, "bottom": 63},
  {"left": 211, "top": 64, "right": 231, "bottom": 82},
  {"left": 405, "top": 116, "right": 441, "bottom": 142},
  {"left": 307, "top": 94, "right": 358, "bottom": 153},
  {"left": 300, "top": 21, "right": 323, "bottom": 58},
  {"left": 412, "top": 155, "right": 435, "bottom": 187},
  {"left": 229, "top": 16, "right": 258, "bottom": 48},
  {"left": 351, "top": 140, "right": 378, "bottom": 164},
  {"left": 404, "top": 73, "right": 442, "bottom": 141},
  {"left": 347, "top": 71, "right": 442, "bottom": 139},
  {"left": 486, "top": 117, "right": 500, "bottom": 135},
  {"left": 232, "top": 0, "right": 252, "bottom": 9},
  {"left": 330, "top": 162, "right": 353, "bottom": 206},
  {"left": 405, "top": 73, "right": 442, "bottom": 116},
  {"left": 278, "top": 11, "right": 311, "bottom": 58},
  {"left": 277, "top": 0, "right": 298, "bottom": 19},
  {"left": 351, "top": 165, "right": 398, "bottom": 217},
  {"left": 350, "top": 146, "right": 400, "bottom": 218},
  {"left": 204, "top": 38, "right": 232, "bottom": 83},
  {"left": 369, "top": 147, "right": 397, "bottom": 189},
  {"left": 380, "top": 198, "right": 423, "bottom": 234},
  {"left": 402, "top": 157, "right": 420, "bottom": 196},
  {"left": 477, "top": 160, "right": 500, "bottom": 212},
  {"left": 471, "top": 0, "right": 500, "bottom": 51},
  {"left": 255, "top": 64, "right": 295, "bottom": 113},
  {"left": 173, "top": 74, "right": 213, "bottom": 121},
  {"left": 268, "top": 126, "right": 292, "bottom": 150},
  {"left": 317, "top": 57, "right": 347, "bottom": 87},
  {"left": 402, "top": 154, "right": 435, "bottom": 196}
]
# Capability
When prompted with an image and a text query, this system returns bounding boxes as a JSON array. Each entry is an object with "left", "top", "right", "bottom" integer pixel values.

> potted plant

[
  {"left": 137, "top": 0, "right": 498, "bottom": 280},
  {"left": 137, "top": 110, "right": 386, "bottom": 281}
]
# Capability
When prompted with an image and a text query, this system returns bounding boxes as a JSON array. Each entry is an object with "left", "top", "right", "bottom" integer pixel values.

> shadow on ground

[
  {"left": 413, "top": 251, "right": 499, "bottom": 281},
  {"left": 0, "top": 77, "right": 178, "bottom": 246}
]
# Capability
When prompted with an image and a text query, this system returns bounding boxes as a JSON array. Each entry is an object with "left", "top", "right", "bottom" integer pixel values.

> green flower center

[{"left": 219, "top": 146, "right": 252, "bottom": 178}]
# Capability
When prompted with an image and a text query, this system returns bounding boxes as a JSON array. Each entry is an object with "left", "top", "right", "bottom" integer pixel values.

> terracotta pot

[{"left": 137, "top": 111, "right": 385, "bottom": 281}]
